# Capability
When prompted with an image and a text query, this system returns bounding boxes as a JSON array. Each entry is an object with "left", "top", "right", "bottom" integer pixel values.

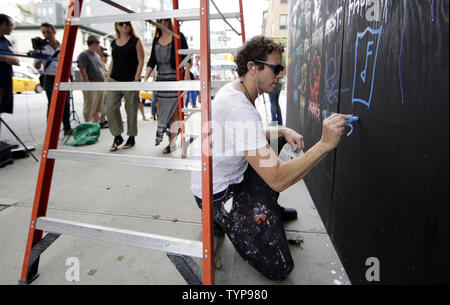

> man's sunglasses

[
  {"left": 254, "top": 60, "right": 284, "bottom": 75},
  {"left": 117, "top": 22, "right": 131, "bottom": 26}
]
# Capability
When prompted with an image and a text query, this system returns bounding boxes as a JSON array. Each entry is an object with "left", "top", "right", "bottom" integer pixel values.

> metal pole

[
  {"left": 19, "top": 0, "right": 82, "bottom": 284},
  {"left": 239, "top": 0, "right": 246, "bottom": 43},
  {"left": 199, "top": 0, "right": 214, "bottom": 285},
  {"left": 173, "top": 0, "right": 186, "bottom": 157}
]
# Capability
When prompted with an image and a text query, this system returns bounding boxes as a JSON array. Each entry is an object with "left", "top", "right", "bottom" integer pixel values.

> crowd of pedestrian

[{"left": 1, "top": 15, "right": 200, "bottom": 155}]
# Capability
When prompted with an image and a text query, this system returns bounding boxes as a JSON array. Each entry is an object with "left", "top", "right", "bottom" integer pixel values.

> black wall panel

[
  {"left": 286, "top": 0, "right": 449, "bottom": 284},
  {"left": 287, "top": 0, "right": 346, "bottom": 230}
]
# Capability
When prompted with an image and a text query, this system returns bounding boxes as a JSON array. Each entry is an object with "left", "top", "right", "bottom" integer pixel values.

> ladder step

[
  {"left": 183, "top": 133, "right": 200, "bottom": 138},
  {"left": 71, "top": 9, "right": 199, "bottom": 25},
  {"left": 59, "top": 81, "right": 200, "bottom": 92},
  {"left": 212, "top": 81, "right": 231, "bottom": 88},
  {"left": 178, "top": 48, "right": 238, "bottom": 55},
  {"left": 35, "top": 217, "right": 203, "bottom": 258},
  {"left": 182, "top": 108, "right": 202, "bottom": 113},
  {"left": 183, "top": 12, "right": 241, "bottom": 22},
  {"left": 58, "top": 81, "right": 230, "bottom": 92},
  {"left": 71, "top": 10, "right": 241, "bottom": 25},
  {"left": 46, "top": 149, "right": 201, "bottom": 171}
]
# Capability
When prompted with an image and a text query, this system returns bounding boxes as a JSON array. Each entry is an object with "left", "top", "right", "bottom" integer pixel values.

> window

[{"left": 279, "top": 14, "right": 287, "bottom": 30}]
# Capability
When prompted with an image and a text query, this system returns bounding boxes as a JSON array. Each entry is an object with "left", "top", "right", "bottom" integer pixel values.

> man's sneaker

[{"left": 279, "top": 205, "right": 298, "bottom": 222}]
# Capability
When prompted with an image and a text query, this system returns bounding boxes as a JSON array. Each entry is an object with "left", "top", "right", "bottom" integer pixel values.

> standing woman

[
  {"left": 106, "top": 21, "right": 144, "bottom": 152},
  {"left": 144, "top": 18, "right": 191, "bottom": 154}
]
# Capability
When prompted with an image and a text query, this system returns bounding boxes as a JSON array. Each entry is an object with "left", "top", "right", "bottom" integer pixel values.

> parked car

[
  {"left": 211, "top": 60, "right": 238, "bottom": 81},
  {"left": 13, "top": 70, "right": 43, "bottom": 94},
  {"left": 140, "top": 90, "right": 153, "bottom": 105}
]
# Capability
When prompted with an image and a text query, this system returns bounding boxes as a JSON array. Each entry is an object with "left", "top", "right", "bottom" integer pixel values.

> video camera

[
  {"left": 27, "top": 37, "right": 49, "bottom": 58},
  {"left": 31, "top": 37, "right": 49, "bottom": 50}
]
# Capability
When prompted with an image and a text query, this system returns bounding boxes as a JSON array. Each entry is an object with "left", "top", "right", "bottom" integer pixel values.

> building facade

[
  {"left": 263, "top": 0, "right": 289, "bottom": 46},
  {"left": 35, "top": 0, "right": 65, "bottom": 25}
]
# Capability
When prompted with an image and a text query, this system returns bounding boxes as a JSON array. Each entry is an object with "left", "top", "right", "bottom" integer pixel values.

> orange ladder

[{"left": 19, "top": 0, "right": 246, "bottom": 285}]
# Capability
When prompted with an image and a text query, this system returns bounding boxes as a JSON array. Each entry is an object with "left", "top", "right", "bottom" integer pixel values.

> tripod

[
  {"left": 0, "top": 117, "right": 38, "bottom": 162},
  {"left": 69, "top": 91, "right": 81, "bottom": 124}
]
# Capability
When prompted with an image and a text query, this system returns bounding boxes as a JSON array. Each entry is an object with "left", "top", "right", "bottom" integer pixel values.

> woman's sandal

[
  {"left": 162, "top": 142, "right": 176, "bottom": 155},
  {"left": 162, "top": 145, "right": 171, "bottom": 154},
  {"left": 109, "top": 135, "right": 124, "bottom": 152},
  {"left": 122, "top": 136, "right": 135, "bottom": 149}
]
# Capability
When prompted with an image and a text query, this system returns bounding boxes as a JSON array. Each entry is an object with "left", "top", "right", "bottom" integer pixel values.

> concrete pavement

[{"left": 0, "top": 90, "right": 350, "bottom": 285}]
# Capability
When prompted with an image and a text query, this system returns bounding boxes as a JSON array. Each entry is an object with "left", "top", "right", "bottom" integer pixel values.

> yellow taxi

[
  {"left": 13, "top": 71, "right": 43, "bottom": 93},
  {"left": 140, "top": 90, "right": 153, "bottom": 104}
]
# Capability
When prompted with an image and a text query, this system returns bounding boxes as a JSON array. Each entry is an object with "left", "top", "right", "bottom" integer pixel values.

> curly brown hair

[{"left": 235, "top": 35, "right": 284, "bottom": 77}]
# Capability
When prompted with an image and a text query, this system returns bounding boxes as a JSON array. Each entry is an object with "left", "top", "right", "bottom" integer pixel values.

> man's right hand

[
  {"left": 319, "top": 113, "right": 349, "bottom": 151},
  {"left": 34, "top": 60, "right": 42, "bottom": 69},
  {"left": 0, "top": 56, "right": 20, "bottom": 66},
  {"left": 11, "top": 57, "right": 20, "bottom": 66}
]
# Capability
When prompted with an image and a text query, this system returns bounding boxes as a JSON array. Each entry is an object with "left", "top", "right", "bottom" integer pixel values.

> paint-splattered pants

[{"left": 194, "top": 138, "right": 294, "bottom": 281}]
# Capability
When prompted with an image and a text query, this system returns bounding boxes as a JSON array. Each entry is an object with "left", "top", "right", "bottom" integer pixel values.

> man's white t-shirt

[
  {"left": 191, "top": 81, "right": 268, "bottom": 199},
  {"left": 40, "top": 43, "right": 60, "bottom": 76}
]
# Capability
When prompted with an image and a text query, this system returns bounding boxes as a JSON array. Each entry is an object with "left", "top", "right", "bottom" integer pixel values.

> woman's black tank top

[{"left": 110, "top": 36, "right": 139, "bottom": 81}]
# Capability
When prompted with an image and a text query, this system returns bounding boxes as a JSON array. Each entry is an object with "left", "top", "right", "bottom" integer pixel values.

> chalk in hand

[
  {"left": 346, "top": 114, "right": 359, "bottom": 136},
  {"left": 346, "top": 115, "right": 359, "bottom": 124}
]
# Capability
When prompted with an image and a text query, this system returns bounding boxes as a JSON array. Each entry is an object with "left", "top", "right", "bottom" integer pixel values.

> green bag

[{"left": 64, "top": 122, "right": 101, "bottom": 146}]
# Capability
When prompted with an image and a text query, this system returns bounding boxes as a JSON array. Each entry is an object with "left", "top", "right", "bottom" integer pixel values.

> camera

[
  {"left": 31, "top": 37, "right": 49, "bottom": 50},
  {"left": 27, "top": 37, "right": 49, "bottom": 57}
]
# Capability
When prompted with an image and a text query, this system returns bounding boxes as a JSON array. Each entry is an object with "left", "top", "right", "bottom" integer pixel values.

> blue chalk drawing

[
  {"left": 360, "top": 41, "right": 375, "bottom": 83},
  {"left": 432, "top": 0, "right": 436, "bottom": 22},
  {"left": 294, "top": 63, "right": 300, "bottom": 86},
  {"left": 294, "top": 90, "right": 299, "bottom": 101},
  {"left": 352, "top": 26, "right": 383, "bottom": 108},
  {"left": 323, "top": 44, "right": 349, "bottom": 106}
]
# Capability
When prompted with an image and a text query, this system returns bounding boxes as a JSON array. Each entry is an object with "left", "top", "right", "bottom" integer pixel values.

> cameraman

[
  {"left": 0, "top": 14, "right": 20, "bottom": 141},
  {"left": 34, "top": 22, "right": 73, "bottom": 135}
]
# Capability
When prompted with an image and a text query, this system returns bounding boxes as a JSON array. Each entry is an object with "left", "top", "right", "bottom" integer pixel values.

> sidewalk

[{"left": 0, "top": 90, "right": 350, "bottom": 285}]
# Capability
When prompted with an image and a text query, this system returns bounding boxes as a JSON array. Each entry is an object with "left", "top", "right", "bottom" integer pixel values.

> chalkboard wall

[{"left": 286, "top": 0, "right": 449, "bottom": 284}]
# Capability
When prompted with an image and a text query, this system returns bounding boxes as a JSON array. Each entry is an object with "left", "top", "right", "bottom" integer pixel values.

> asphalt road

[{"left": 0, "top": 91, "right": 85, "bottom": 148}]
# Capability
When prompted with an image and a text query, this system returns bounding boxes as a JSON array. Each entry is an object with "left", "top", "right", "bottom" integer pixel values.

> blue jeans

[
  {"left": 269, "top": 83, "right": 282, "bottom": 125},
  {"left": 185, "top": 91, "right": 198, "bottom": 107}
]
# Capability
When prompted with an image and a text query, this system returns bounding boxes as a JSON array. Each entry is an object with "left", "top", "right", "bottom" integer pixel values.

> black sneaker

[
  {"left": 99, "top": 121, "right": 109, "bottom": 129},
  {"left": 279, "top": 205, "right": 298, "bottom": 222},
  {"left": 0, "top": 141, "right": 18, "bottom": 149}
]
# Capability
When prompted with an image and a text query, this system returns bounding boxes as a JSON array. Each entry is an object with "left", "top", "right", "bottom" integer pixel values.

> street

[{"left": 0, "top": 90, "right": 84, "bottom": 148}]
